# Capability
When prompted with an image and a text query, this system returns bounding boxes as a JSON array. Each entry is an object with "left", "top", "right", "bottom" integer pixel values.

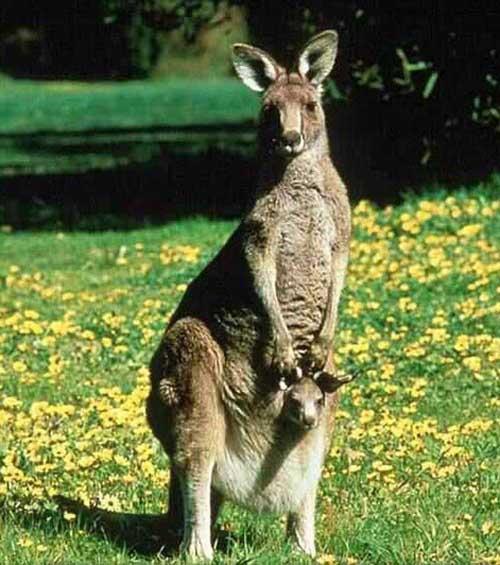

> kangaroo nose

[{"left": 283, "top": 130, "right": 302, "bottom": 147}]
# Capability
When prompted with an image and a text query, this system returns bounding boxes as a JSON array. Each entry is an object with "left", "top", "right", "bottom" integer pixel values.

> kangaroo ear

[
  {"left": 297, "top": 30, "right": 338, "bottom": 86},
  {"left": 232, "top": 43, "right": 282, "bottom": 92},
  {"left": 314, "top": 371, "right": 354, "bottom": 394}
]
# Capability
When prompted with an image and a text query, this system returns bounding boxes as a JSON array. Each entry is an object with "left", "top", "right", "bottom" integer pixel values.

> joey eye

[{"left": 305, "top": 101, "right": 317, "bottom": 113}]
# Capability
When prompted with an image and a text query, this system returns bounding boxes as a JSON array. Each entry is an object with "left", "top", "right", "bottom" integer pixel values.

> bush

[
  {"left": 0, "top": 1, "right": 226, "bottom": 78},
  {"left": 243, "top": 2, "right": 499, "bottom": 187}
]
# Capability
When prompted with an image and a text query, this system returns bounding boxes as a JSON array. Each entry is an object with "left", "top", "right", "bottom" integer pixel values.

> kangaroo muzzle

[
  {"left": 281, "top": 130, "right": 304, "bottom": 155},
  {"left": 301, "top": 401, "right": 320, "bottom": 429},
  {"left": 278, "top": 104, "right": 305, "bottom": 156}
]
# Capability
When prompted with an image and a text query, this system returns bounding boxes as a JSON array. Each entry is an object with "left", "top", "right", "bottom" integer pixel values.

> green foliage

[
  {"left": 0, "top": 1, "right": 228, "bottom": 78},
  {"left": 104, "top": 0, "right": 223, "bottom": 41},
  {"left": 101, "top": 0, "right": 227, "bottom": 76},
  {"left": 244, "top": 2, "right": 499, "bottom": 172}
]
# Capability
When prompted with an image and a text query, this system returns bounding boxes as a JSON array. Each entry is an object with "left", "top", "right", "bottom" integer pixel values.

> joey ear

[
  {"left": 232, "top": 43, "right": 282, "bottom": 92},
  {"left": 297, "top": 30, "right": 338, "bottom": 86},
  {"left": 314, "top": 371, "right": 354, "bottom": 394}
]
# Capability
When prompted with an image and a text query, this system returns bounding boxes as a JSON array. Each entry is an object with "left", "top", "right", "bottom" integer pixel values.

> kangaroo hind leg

[{"left": 165, "top": 318, "right": 224, "bottom": 561}]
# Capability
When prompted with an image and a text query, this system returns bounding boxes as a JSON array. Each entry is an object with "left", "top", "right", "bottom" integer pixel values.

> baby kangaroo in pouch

[
  {"left": 147, "top": 29, "right": 352, "bottom": 560},
  {"left": 281, "top": 370, "right": 357, "bottom": 431}
]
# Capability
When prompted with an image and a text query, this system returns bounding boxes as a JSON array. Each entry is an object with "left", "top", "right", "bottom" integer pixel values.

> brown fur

[{"left": 147, "top": 29, "right": 351, "bottom": 560}]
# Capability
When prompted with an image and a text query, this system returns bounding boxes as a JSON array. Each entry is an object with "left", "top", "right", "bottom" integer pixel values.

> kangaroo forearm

[
  {"left": 319, "top": 251, "right": 349, "bottom": 342},
  {"left": 244, "top": 219, "right": 290, "bottom": 342},
  {"left": 253, "top": 259, "right": 290, "bottom": 342}
]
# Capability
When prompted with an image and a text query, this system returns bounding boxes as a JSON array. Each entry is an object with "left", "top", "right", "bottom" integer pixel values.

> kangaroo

[{"left": 147, "top": 30, "right": 351, "bottom": 560}]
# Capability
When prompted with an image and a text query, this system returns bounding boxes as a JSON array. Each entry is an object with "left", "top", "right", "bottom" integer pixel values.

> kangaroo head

[
  {"left": 232, "top": 30, "right": 338, "bottom": 158},
  {"left": 282, "top": 376, "right": 325, "bottom": 430}
]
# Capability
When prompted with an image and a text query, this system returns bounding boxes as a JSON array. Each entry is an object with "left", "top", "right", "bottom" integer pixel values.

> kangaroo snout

[
  {"left": 301, "top": 404, "right": 320, "bottom": 429},
  {"left": 287, "top": 398, "right": 320, "bottom": 430},
  {"left": 281, "top": 130, "right": 304, "bottom": 155}
]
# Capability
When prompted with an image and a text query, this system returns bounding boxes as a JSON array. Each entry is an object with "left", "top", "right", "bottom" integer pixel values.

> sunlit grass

[
  {"left": 0, "top": 177, "right": 499, "bottom": 564},
  {"left": 0, "top": 79, "right": 258, "bottom": 134}
]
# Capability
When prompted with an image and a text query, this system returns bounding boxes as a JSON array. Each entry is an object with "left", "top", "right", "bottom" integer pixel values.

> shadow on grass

[
  {"left": 51, "top": 495, "right": 255, "bottom": 561},
  {"left": 0, "top": 151, "right": 255, "bottom": 232},
  {"left": 52, "top": 495, "right": 180, "bottom": 557}
]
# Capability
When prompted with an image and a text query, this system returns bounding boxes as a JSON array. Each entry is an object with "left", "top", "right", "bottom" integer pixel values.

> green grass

[
  {"left": 0, "top": 79, "right": 258, "bottom": 175},
  {"left": 0, "top": 177, "right": 499, "bottom": 564},
  {"left": 0, "top": 79, "right": 258, "bottom": 134}
]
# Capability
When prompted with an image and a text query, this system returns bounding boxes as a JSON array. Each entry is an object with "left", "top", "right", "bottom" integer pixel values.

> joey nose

[{"left": 302, "top": 410, "right": 318, "bottom": 429}]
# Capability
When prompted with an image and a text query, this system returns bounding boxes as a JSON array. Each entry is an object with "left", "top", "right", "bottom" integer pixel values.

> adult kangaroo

[{"left": 147, "top": 30, "right": 351, "bottom": 560}]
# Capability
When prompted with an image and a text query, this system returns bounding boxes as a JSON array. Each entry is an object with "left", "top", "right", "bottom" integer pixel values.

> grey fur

[{"left": 147, "top": 29, "right": 351, "bottom": 561}]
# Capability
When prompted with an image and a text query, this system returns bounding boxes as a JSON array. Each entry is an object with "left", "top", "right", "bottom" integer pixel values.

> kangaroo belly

[{"left": 212, "top": 429, "right": 325, "bottom": 513}]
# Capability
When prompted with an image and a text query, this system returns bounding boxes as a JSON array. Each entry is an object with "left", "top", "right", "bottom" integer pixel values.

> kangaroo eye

[
  {"left": 262, "top": 104, "right": 280, "bottom": 125},
  {"left": 305, "top": 101, "right": 317, "bottom": 112},
  {"left": 263, "top": 104, "right": 277, "bottom": 116}
]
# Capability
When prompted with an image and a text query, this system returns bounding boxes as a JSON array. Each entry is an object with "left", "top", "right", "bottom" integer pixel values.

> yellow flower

[
  {"left": 12, "top": 361, "right": 27, "bottom": 373},
  {"left": 381, "top": 363, "right": 395, "bottom": 379},
  {"left": 114, "top": 454, "right": 128, "bottom": 467},
  {"left": 481, "top": 521, "right": 494, "bottom": 535},
  {"left": 79, "top": 455, "right": 96, "bottom": 469},
  {"left": 372, "top": 461, "right": 393, "bottom": 473},
  {"left": 23, "top": 309, "right": 39, "bottom": 319},
  {"left": 457, "top": 224, "right": 482, "bottom": 237},
  {"left": 359, "top": 410, "right": 375, "bottom": 425},
  {"left": 2, "top": 396, "right": 21, "bottom": 409},
  {"left": 49, "top": 320, "right": 74, "bottom": 336},
  {"left": 81, "top": 330, "right": 95, "bottom": 340},
  {"left": 317, "top": 554, "right": 337, "bottom": 565},
  {"left": 463, "top": 513, "right": 473, "bottom": 521},
  {"left": 398, "top": 297, "right": 417, "bottom": 312},
  {"left": 454, "top": 335, "right": 470, "bottom": 352},
  {"left": 63, "top": 511, "right": 76, "bottom": 521},
  {"left": 463, "top": 356, "right": 481, "bottom": 372},
  {"left": 101, "top": 337, "right": 113, "bottom": 348},
  {"left": 36, "top": 544, "right": 48, "bottom": 553}
]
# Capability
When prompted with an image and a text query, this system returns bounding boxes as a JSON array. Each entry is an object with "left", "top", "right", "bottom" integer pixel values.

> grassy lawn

[
  {"left": 0, "top": 177, "right": 498, "bottom": 564},
  {"left": 0, "top": 79, "right": 257, "bottom": 135},
  {"left": 0, "top": 79, "right": 258, "bottom": 175}
]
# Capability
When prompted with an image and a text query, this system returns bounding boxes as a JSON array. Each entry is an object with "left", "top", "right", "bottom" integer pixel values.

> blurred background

[{"left": 0, "top": 1, "right": 498, "bottom": 229}]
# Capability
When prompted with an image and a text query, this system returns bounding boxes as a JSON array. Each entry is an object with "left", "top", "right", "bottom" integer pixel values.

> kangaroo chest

[{"left": 274, "top": 188, "right": 336, "bottom": 350}]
